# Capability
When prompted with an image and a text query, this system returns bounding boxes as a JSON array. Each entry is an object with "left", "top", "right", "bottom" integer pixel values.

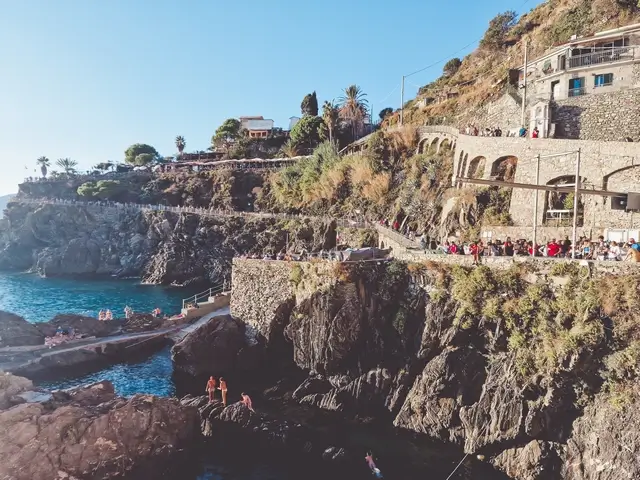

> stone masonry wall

[
  {"left": 553, "top": 89, "right": 640, "bottom": 142},
  {"left": 457, "top": 92, "right": 525, "bottom": 132},
  {"left": 230, "top": 258, "right": 336, "bottom": 343}
]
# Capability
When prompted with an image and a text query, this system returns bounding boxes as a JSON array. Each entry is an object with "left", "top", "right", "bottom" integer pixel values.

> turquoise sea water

[{"left": 0, "top": 272, "right": 196, "bottom": 323}]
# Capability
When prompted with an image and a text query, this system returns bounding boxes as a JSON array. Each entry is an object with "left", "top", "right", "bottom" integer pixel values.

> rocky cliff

[
  {"left": 0, "top": 377, "right": 198, "bottom": 480},
  {"left": 210, "top": 258, "right": 640, "bottom": 480},
  {"left": 0, "top": 202, "right": 335, "bottom": 284}
]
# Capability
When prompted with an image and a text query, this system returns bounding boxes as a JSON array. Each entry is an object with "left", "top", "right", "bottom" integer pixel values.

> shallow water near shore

[{"left": 0, "top": 272, "right": 199, "bottom": 323}]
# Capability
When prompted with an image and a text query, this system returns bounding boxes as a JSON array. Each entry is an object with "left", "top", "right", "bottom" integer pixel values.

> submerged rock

[
  {"left": 0, "top": 311, "right": 44, "bottom": 347},
  {"left": 0, "top": 378, "right": 198, "bottom": 480}
]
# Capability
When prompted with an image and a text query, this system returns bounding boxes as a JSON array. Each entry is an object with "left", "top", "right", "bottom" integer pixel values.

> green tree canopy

[
  {"left": 77, "top": 180, "right": 123, "bottom": 199},
  {"left": 133, "top": 153, "right": 155, "bottom": 166},
  {"left": 480, "top": 11, "right": 518, "bottom": 50},
  {"left": 378, "top": 107, "right": 393, "bottom": 121},
  {"left": 94, "top": 162, "right": 114, "bottom": 172},
  {"left": 56, "top": 158, "right": 78, "bottom": 174},
  {"left": 36, "top": 156, "right": 50, "bottom": 178},
  {"left": 443, "top": 58, "right": 462, "bottom": 77},
  {"left": 124, "top": 144, "right": 158, "bottom": 165},
  {"left": 212, "top": 118, "right": 243, "bottom": 155},
  {"left": 301, "top": 91, "right": 319, "bottom": 116},
  {"left": 289, "top": 115, "right": 327, "bottom": 152}
]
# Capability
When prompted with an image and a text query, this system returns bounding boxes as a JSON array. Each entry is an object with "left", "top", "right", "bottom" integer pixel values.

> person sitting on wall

[
  {"left": 546, "top": 239, "right": 560, "bottom": 258},
  {"left": 518, "top": 126, "right": 527, "bottom": 138},
  {"left": 532, "top": 127, "right": 540, "bottom": 138}
]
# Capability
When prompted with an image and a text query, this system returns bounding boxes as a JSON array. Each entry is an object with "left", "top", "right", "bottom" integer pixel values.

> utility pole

[
  {"left": 532, "top": 154, "right": 541, "bottom": 256},
  {"left": 521, "top": 39, "right": 528, "bottom": 129},
  {"left": 400, "top": 75, "right": 405, "bottom": 125},
  {"left": 571, "top": 149, "right": 581, "bottom": 259}
]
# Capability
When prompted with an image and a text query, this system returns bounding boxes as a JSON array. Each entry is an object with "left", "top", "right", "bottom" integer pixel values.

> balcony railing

[
  {"left": 568, "top": 87, "right": 586, "bottom": 98},
  {"left": 567, "top": 46, "right": 635, "bottom": 70}
]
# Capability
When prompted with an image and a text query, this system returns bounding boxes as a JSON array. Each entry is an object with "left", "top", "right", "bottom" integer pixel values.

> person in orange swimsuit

[
  {"left": 219, "top": 377, "right": 228, "bottom": 406},
  {"left": 205, "top": 376, "right": 217, "bottom": 402}
]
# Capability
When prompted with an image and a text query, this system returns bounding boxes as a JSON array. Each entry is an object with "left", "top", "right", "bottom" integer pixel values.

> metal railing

[
  {"left": 568, "top": 87, "right": 586, "bottom": 98},
  {"left": 181, "top": 281, "right": 228, "bottom": 310},
  {"left": 567, "top": 46, "right": 635, "bottom": 70},
  {"left": 14, "top": 197, "right": 373, "bottom": 228}
]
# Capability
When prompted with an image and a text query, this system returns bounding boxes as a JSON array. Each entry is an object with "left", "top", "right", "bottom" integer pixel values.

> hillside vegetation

[{"left": 395, "top": 0, "right": 640, "bottom": 127}]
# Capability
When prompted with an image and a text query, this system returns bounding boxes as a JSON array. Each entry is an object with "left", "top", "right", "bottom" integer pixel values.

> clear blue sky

[{"left": 0, "top": 0, "right": 542, "bottom": 195}]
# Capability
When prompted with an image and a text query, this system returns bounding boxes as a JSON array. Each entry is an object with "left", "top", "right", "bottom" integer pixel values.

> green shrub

[{"left": 290, "top": 265, "right": 303, "bottom": 286}]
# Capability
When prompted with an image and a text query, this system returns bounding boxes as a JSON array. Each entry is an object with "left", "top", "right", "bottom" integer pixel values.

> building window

[
  {"left": 568, "top": 77, "right": 585, "bottom": 97},
  {"left": 594, "top": 73, "right": 613, "bottom": 87}
]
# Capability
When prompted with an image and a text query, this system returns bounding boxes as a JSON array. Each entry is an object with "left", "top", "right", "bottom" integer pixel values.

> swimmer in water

[{"left": 365, "top": 452, "right": 382, "bottom": 478}]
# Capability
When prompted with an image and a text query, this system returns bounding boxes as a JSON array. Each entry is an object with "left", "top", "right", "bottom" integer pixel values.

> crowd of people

[
  {"left": 462, "top": 125, "right": 540, "bottom": 138},
  {"left": 205, "top": 376, "right": 253, "bottom": 411},
  {"left": 427, "top": 236, "right": 640, "bottom": 264}
]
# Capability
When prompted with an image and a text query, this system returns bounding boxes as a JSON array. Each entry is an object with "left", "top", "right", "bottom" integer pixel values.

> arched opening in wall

[
  {"left": 460, "top": 154, "right": 469, "bottom": 178},
  {"left": 429, "top": 137, "right": 440, "bottom": 154},
  {"left": 490, "top": 156, "right": 518, "bottom": 182},
  {"left": 417, "top": 138, "right": 430, "bottom": 154},
  {"left": 467, "top": 156, "right": 487, "bottom": 179},
  {"left": 544, "top": 175, "right": 586, "bottom": 226},
  {"left": 380, "top": 241, "right": 386, "bottom": 249},
  {"left": 439, "top": 138, "right": 452, "bottom": 153}
]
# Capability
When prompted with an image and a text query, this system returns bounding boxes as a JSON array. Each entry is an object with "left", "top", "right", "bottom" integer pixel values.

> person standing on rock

[
  {"left": 219, "top": 378, "right": 228, "bottom": 406},
  {"left": 206, "top": 376, "right": 217, "bottom": 402},
  {"left": 241, "top": 392, "right": 254, "bottom": 412}
]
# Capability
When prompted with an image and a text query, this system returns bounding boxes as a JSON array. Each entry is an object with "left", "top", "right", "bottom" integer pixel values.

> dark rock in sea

[
  {"left": 0, "top": 311, "right": 45, "bottom": 347},
  {"left": 0, "top": 379, "right": 199, "bottom": 480},
  {"left": 36, "top": 313, "right": 121, "bottom": 338},
  {"left": 172, "top": 314, "right": 260, "bottom": 378}
]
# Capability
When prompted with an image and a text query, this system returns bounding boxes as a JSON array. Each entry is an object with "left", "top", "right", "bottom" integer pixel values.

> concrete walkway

[{"left": 0, "top": 306, "right": 231, "bottom": 373}]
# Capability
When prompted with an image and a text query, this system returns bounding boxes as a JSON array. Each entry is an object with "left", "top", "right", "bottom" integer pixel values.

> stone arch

[
  {"left": 544, "top": 175, "right": 586, "bottom": 226},
  {"left": 429, "top": 137, "right": 440, "bottom": 153},
  {"left": 490, "top": 156, "right": 518, "bottom": 182},
  {"left": 603, "top": 165, "right": 640, "bottom": 191},
  {"left": 467, "top": 156, "right": 487, "bottom": 179},
  {"left": 380, "top": 240, "right": 386, "bottom": 249},
  {"left": 438, "top": 138, "right": 452, "bottom": 153},
  {"left": 417, "top": 137, "right": 430, "bottom": 154}
]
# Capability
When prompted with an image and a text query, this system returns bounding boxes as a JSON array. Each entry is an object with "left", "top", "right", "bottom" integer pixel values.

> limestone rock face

[
  {"left": 0, "top": 380, "right": 198, "bottom": 480},
  {"left": 0, "top": 311, "right": 44, "bottom": 347},
  {"left": 0, "top": 202, "right": 336, "bottom": 285},
  {"left": 0, "top": 372, "right": 33, "bottom": 410},
  {"left": 394, "top": 347, "right": 486, "bottom": 445},
  {"left": 492, "top": 440, "right": 561, "bottom": 480},
  {"left": 172, "top": 315, "right": 258, "bottom": 377},
  {"left": 562, "top": 389, "right": 640, "bottom": 480}
]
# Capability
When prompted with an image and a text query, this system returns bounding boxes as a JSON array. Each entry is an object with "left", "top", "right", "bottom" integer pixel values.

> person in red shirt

[
  {"left": 392, "top": 220, "right": 400, "bottom": 231},
  {"left": 449, "top": 242, "right": 459, "bottom": 254},
  {"left": 532, "top": 127, "right": 539, "bottom": 138},
  {"left": 546, "top": 239, "right": 560, "bottom": 257},
  {"left": 470, "top": 242, "right": 480, "bottom": 264},
  {"left": 206, "top": 376, "right": 217, "bottom": 402}
]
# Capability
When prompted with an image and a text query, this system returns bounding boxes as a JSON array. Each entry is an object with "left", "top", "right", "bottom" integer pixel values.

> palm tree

[
  {"left": 322, "top": 101, "right": 339, "bottom": 145},
  {"left": 279, "top": 140, "right": 299, "bottom": 158},
  {"left": 56, "top": 158, "right": 78, "bottom": 174},
  {"left": 175, "top": 135, "right": 186, "bottom": 154},
  {"left": 338, "top": 85, "right": 369, "bottom": 141},
  {"left": 36, "top": 156, "right": 50, "bottom": 178}
]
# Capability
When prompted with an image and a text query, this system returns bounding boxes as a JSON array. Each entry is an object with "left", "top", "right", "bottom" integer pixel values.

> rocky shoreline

[{"left": 0, "top": 374, "right": 198, "bottom": 480}]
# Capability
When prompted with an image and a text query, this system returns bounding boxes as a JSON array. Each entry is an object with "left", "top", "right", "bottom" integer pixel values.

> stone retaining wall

[
  {"left": 230, "top": 259, "right": 336, "bottom": 343},
  {"left": 553, "top": 89, "right": 640, "bottom": 142}
]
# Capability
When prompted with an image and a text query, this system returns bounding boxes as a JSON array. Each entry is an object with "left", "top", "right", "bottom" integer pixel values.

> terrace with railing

[{"left": 567, "top": 46, "right": 637, "bottom": 70}]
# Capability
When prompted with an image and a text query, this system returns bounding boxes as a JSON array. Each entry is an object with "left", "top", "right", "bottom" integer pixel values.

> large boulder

[
  {"left": 0, "top": 311, "right": 44, "bottom": 347},
  {"left": 172, "top": 315, "right": 257, "bottom": 377},
  {"left": 0, "top": 380, "right": 198, "bottom": 480},
  {"left": 36, "top": 313, "right": 121, "bottom": 338},
  {"left": 0, "top": 371, "right": 33, "bottom": 410}
]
